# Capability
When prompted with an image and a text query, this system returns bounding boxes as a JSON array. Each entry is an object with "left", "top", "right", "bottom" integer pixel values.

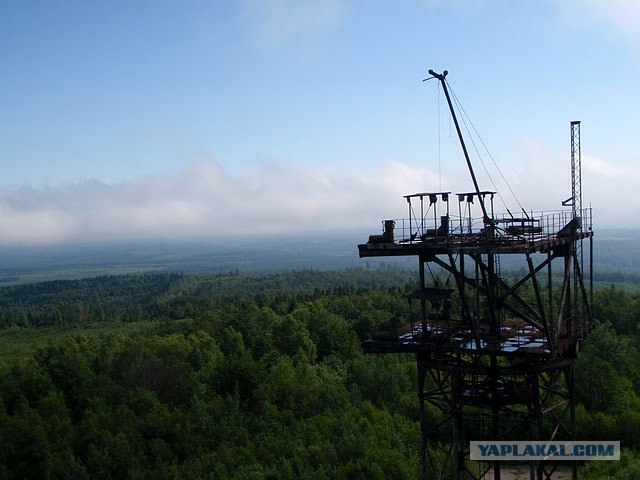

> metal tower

[{"left": 358, "top": 71, "right": 593, "bottom": 479}]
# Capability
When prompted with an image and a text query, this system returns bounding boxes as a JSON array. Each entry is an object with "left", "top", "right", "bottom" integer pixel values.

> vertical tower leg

[
  {"left": 452, "top": 366, "right": 465, "bottom": 479},
  {"left": 531, "top": 373, "right": 543, "bottom": 480},
  {"left": 566, "top": 365, "right": 578, "bottom": 480},
  {"left": 490, "top": 355, "right": 501, "bottom": 480},
  {"left": 418, "top": 354, "right": 428, "bottom": 480}
]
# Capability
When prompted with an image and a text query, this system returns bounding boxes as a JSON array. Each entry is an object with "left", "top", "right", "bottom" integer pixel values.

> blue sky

[{"left": 1, "top": 0, "right": 638, "bottom": 244}]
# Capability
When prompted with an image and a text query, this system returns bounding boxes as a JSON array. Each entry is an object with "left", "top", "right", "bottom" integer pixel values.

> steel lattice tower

[{"left": 358, "top": 71, "right": 593, "bottom": 480}]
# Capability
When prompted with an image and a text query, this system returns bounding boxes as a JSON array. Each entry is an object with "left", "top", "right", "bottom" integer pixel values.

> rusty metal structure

[{"left": 358, "top": 71, "right": 593, "bottom": 479}]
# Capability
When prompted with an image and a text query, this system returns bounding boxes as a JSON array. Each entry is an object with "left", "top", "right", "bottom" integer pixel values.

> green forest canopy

[{"left": 0, "top": 267, "right": 639, "bottom": 479}]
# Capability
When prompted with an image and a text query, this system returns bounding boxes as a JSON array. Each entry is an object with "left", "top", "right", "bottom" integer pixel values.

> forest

[{"left": 0, "top": 266, "right": 639, "bottom": 479}]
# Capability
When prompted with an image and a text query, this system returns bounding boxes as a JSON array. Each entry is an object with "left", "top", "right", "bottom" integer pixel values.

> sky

[{"left": 1, "top": 0, "right": 639, "bottom": 245}]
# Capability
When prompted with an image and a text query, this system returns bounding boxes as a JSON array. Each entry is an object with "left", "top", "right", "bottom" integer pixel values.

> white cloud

[
  {"left": 0, "top": 204, "right": 75, "bottom": 245},
  {"left": 0, "top": 158, "right": 438, "bottom": 246},
  {"left": 553, "top": 0, "right": 640, "bottom": 47},
  {"left": 243, "top": 0, "right": 348, "bottom": 46},
  {"left": 1, "top": 143, "right": 633, "bottom": 246},
  {"left": 498, "top": 138, "right": 637, "bottom": 226},
  {"left": 583, "top": 154, "right": 632, "bottom": 178}
]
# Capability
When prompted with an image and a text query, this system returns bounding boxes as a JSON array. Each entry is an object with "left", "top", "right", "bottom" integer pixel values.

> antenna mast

[{"left": 570, "top": 121, "right": 582, "bottom": 224}]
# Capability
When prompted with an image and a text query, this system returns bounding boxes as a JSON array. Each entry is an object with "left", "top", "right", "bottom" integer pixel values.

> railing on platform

[{"left": 385, "top": 208, "right": 593, "bottom": 246}]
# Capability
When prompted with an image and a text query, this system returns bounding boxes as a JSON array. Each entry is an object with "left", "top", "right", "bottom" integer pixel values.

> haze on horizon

[{"left": 1, "top": 0, "right": 639, "bottom": 246}]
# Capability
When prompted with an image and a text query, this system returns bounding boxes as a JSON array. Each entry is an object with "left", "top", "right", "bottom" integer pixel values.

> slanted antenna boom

[{"left": 428, "top": 69, "right": 490, "bottom": 224}]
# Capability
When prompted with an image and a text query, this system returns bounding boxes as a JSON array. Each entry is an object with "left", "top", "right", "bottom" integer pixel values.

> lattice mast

[
  {"left": 566, "top": 120, "right": 591, "bottom": 338},
  {"left": 570, "top": 121, "right": 582, "bottom": 224},
  {"left": 571, "top": 122, "right": 587, "bottom": 338}
]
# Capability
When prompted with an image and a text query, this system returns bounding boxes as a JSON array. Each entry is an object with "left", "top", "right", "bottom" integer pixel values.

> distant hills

[{"left": 0, "top": 228, "right": 638, "bottom": 286}]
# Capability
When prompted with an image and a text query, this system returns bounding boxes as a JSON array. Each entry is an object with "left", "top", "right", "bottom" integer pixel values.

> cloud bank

[
  {"left": 0, "top": 159, "right": 440, "bottom": 246},
  {"left": 1, "top": 145, "right": 633, "bottom": 246},
  {"left": 504, "top": 139, "right": 637, "bottom": 225}
]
